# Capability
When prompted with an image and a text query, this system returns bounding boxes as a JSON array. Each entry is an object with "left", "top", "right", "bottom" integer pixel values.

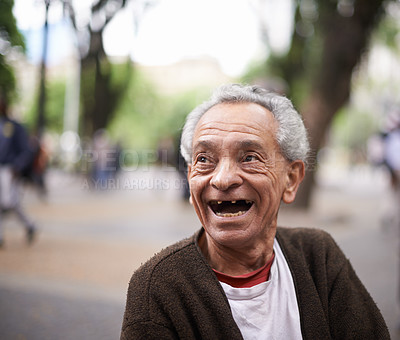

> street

[{"left": 0, "top": 166, "right": 399, "bottom": 339}]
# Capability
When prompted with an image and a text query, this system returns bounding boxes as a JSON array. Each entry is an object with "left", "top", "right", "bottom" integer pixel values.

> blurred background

[{"left": 1, "top": 0, "right": 400, "bottom": 339}]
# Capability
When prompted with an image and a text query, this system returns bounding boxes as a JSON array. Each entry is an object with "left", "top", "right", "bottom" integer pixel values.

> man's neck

[{"left": 198, "top": 230, "right": 275, "bottom": 276}]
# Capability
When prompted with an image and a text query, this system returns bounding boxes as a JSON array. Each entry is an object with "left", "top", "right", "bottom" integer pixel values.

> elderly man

[{"left": 121, "top": 84, "right": 389, "bottom": 339}]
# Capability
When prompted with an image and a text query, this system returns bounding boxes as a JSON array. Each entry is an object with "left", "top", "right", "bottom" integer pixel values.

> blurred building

[{"left": 137, "top": 56, "right": 232, "bottom": 95}]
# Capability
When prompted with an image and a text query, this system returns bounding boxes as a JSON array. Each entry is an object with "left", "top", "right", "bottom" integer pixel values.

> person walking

[{"left": 0, "top": 95, "right": 37, "bottom": 247}]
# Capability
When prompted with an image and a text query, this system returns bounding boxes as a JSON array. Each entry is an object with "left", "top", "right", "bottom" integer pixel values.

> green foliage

[
  {"left": 330, "top": 106, "right": 377, "bottom": 153},
  {"left": 21, "top": 61, "right": 211, "bottom": 152},
  {"left": 0, "top": 0, "right": 26, "bottom": 102},
  {"left": 0, "top": 0, "right": 25, "bottom": 48},
  {"left": 45, "top": 80, "right": 66, "bottom": 132},
  {"left": 242, "top": 0, "right": 326, "bottom": 106},
  {"left": 0, "top": 61, "right": 16, "bottom": 102},
  {"left": 108, "top": 65, "right": 212, "bottom": 151},
  {"left": 158, "top": 87, "right": 211, "bottom": 139},
  {"left": 243, "top": 0, "right": 395, "bottom": 108},
  {"left": 373, "top": 1, "right": 400, "bottom": 51},
  {"left": 240, "top": 60, "right": 269, "bottom": 84},
  {"left": 107, "top": 67, "right": 162, "bottom": 150},
  {"left": 25, "top": 80, "right": 66, "bottom": 133}
]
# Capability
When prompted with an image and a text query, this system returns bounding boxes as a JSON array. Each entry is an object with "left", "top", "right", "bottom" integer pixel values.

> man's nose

[{"left": 210, "top": 158, "right": 243, "bottom": 191}]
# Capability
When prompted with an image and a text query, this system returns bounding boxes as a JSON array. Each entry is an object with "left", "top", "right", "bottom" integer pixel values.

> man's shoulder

[
  {"left": 276, "top": 226, "right": 341, "bottom": 258},
  {"left": 124, "top": 230, "right": 214, "bottom": 323},
  {"left": 277, "top": 226, "right": 334, "bottom": 242},
  {"left": 129, "top": 231, "right": 200, "bottom": 283}
]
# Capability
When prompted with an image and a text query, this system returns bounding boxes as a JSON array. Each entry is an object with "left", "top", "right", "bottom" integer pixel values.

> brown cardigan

[{"left": 121, "top": 227, "right": 389, "bottom": 339}]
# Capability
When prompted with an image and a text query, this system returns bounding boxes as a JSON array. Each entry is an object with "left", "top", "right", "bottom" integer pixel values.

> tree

[
  {"left": 253, "top": 0, "right": 395, "bottom": 208},
  {"left": 64, "top": 0, "right": 132, "bottom": 138},
  {"left": 0, "top": 0, "right": 25, "bottom": 102},
  {"left": 35, "top": 0, "right": 51, "bottom": 137}
]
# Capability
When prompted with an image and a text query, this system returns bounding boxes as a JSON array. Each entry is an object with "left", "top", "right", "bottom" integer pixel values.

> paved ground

[{"left": 0, "top": 166, "right": 399, "bottom": 339}]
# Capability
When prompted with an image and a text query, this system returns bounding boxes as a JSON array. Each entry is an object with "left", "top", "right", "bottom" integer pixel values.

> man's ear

[{"left": 282, "top": 160, "right": 305, "bottom": 204}]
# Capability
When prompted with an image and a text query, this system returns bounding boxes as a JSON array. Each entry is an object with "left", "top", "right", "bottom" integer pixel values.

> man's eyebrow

[
  {"left": 236, "top": 139, "right": 264, "bottom": 150},
  {"left": 193, "top": 139, "right": 265, "bottom": 152},
  {"left": 192, "top": 140, "right": 217, "bottom": 152}
]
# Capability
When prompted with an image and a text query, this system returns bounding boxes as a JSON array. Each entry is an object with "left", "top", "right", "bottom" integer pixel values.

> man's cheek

[{"left": 188, "top": 178, "right": 204, "bottom": 193}]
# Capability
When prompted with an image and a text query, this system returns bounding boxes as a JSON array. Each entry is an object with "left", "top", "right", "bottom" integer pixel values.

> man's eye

[
  {"left": 197, "top": 156, "right": 208, "bottom": 163},
  {"left": 243, "top": 155, "right": 257, "bottom": 162}
]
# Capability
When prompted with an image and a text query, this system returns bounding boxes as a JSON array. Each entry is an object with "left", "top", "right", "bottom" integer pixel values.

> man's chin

[{"left": 204, "top": 224, "right": 256, "bottom": 248}]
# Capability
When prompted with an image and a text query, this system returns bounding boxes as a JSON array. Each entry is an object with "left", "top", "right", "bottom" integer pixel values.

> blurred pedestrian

[
  {"left": 368, "top": 109, "right": 400, "bottom": 230},
  {"left": 379, "top": 109, "right": 400, "bottom": 315},
  {"left": 0, "top": 95, "right": 37, "bottom": 247},
  {"left": 21, "top": 134, "right": 49, "bottom": 199},
  {"left": 383, "top": 110, "right": 400, "bottom": 228},
  {"left": 91, "top": 129, "right": 117, "bottom": 190},
  {"left": 121, "top": 84, "right": 389, "bottom": 339}
]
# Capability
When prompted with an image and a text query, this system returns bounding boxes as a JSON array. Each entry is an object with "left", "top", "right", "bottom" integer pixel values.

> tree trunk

[
  {"left": 65, "top": 0, "right": 130, "bottom": 139},
  {"left": 79, "top": 29, "right": 132, "bottom": 139},
  {"left": 292, "top": 0, "right": 387, "bottom": 208},
  {"left": 36, "top": 1, "right": 50, "bottom": 137}
]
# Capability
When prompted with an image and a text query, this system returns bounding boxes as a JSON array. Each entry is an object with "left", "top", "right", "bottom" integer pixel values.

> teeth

[
  {"left": 216, "top": 211, "right": 246, "bottom": 218},
  {"left": 212, "top": 200, "right": 253, "bottom": 205}
]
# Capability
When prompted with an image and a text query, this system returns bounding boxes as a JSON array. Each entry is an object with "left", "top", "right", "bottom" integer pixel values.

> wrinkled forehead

[{"left": 193, "top": 102, "right": 278, "bottom": 141}]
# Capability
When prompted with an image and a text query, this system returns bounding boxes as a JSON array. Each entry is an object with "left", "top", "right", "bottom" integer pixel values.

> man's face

[{"left": 188, "top": 102, "right": 296, "bottom": 249}]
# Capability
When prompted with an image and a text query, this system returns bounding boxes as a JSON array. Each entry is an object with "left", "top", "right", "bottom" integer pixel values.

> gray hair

[{"left": 180, "top": 83, "right": 310, "bottom": 165}]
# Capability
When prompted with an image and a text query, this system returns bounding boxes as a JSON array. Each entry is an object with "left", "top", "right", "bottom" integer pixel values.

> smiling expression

[{"left": 188, "top": 102, "right": 295, "bottom": 250}]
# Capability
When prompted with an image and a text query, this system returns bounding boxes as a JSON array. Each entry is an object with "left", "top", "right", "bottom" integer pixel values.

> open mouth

[{"left": 209, "top": 200, "right": 253, "bottom": 218}]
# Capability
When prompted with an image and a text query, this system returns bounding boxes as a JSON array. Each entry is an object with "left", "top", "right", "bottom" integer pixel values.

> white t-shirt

[{"left": 219, "top": 239, "right": 302, "bottom": 340}]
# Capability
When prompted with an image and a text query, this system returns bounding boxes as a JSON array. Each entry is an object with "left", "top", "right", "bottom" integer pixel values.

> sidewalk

[{"left": 0, "top": 166, "right": 398, "bottom": 339}]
